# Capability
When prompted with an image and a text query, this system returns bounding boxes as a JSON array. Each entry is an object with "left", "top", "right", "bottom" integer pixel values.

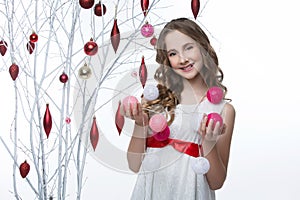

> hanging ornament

[
  {"left": 191, "top": 0, "right": 200, "bottom": 19},
  {"left": 143, "top": 84, "right": 159, "bottom": 101},
  {"left": 9, "top": 63, "right": 19, "bottom": 81},
  {"left": 59, "top": 72, "right": 68, "bottom": 83},
  {"left": 111, "top": 6, "right": 120, "bottom": 53},
  {"left": 0, "top": 40, "right": 8, "bottom": 56},
  {"left": 26, "top": 41, "right": 35, "bottom": 54},
  {"left": 84, "top": 38, "right": 98, "bottom": 56},
  {"left": 141, "top": 21, "right": 154, "bottom": 38},
  {"left": 94, "top": 1, "right": 106, "bottom": 16},
  {"left": 150, "top": 35, "right": 157, "bottom": 47},
  {"left": 90, "top": 116, "right": 99, "bottom": 151},
  {"left": 139, "top": 56, "right": 147, "bottom": 88},
  {"left": 207, "top": 86, "right": 223, "bottom": 104},
  {"left": 191, "top": 157, "right": 210, "bottom": 175},
  {"left": 20, "top": 160, "right": 30, "bottom": 178},
  {"left": 140, "top": 0, "right": 149, "bottom": 16},
  {"left": 79, "top": 0, "right": 95, "bottom": 9},
  {"left": 115, "top": 101, "right": 124, "bottom": 135},
  {"left": 43, "top": 104, "right": 52, "bottom": 138},
  {"left": 206, "top": 112, "right": 223, "bottom": 129},
  {"left": 65, "top": 117, "right": 71, "bottom": 124},
  {"left": 149, "top": 113, "right": 167, "bottom": 133},
  {"left": 153, "top": 126, "right": 170, "bottom": 141},
  {"left": 29, "top": 31, "right": 38, "bottom": 43},
  {"left": 78, "top": 63, "right": 92, "bottom": 79}
]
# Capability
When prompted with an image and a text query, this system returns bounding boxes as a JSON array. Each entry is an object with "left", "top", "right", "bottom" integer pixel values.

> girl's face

[{"left": 165, "top": 30, "right": 203, "bottom": 81}]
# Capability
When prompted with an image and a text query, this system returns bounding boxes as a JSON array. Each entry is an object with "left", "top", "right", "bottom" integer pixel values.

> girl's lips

[{"left": 180, "top": 64, "right": 193, "bottom": 72}]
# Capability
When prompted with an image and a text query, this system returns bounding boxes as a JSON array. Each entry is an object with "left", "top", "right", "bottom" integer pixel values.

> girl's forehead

[{"left": 165, "top": 30, "right": 196, "bottom": 50}]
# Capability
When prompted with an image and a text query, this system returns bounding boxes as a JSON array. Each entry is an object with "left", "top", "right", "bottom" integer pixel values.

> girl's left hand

[{"left": 198, "top": 114, "right": 226, "bottom": 142}]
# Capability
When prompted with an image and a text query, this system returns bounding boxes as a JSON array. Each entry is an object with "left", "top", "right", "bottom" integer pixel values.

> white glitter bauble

[
  {"left": 191, "top": 157, "right": 210, "bottom": 175},
  {"left": 142, "top": 154, "right": 161, "bottom": 171},
  {"left": 143, "top": 84, "right": 159, "bottom": 101}
]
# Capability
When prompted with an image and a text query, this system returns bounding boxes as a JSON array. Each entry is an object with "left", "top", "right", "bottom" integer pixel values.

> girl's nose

[{"left": 179, "top": 53, "right": 189, "bottom": 64}]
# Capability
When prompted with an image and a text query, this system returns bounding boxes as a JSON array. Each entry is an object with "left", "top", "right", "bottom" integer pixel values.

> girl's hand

[
  {"left": 120, "top": 102, "right": 149, "bottom": 127},
  {"left": 198, "top": 114, "right": 226, "bottom": 142}
]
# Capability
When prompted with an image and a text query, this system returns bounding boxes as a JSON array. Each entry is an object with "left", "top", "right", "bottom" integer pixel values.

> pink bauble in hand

[
  {"left": 153, "top": 126, "right": 170, "bottom": 141},
  {"left": 206, "top": 86, "right": 223, "bottom": 104},
  {"left": 141, "top": 22, "right": 154, "bottom": 38},
  {"left": 149, "top": 114, "right": 167, "bottom": 133},
  {"left": 206, "top": 113, "right": 223, "bottom": 129},
  {"left": 122, "top": 96, "right": 139, "bottom": 110}
]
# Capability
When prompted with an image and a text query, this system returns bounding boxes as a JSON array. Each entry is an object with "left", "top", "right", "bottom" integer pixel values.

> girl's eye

[
  {"left": 168, "top": 52, "right": 176, "bottom": 57},
  {"left": 186, "top": 46, "right": 193, "bottom": 50}
]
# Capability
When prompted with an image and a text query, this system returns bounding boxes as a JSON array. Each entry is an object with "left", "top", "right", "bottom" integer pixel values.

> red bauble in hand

[
  {"left": 79, "top": 0, "right": 94, "bottom": 9},
  {"left": 94, "top": 1, "right": 106, "bottom": 16},
  {"left": 26, "top": 41, "right": 35, "bottom": 54},
  {"left": 206, "top": 113, "right": 223, "bottom": 129},
  {"left": 90, "top": 117, "right": 99, "bottom": 151},
  {"left": 84, "top": 38, "right": 98, "bottom": 56},
  {"left": 191, "top": 0, "right": 200, "bottom": 19},
  {"left": 29, "top": 32, "right": 38, "bottom": 42},
  {"left": 0, "top": 40, "right": 8, "bottom": 56},
  {"left": 20, "top": 160, "right": 30, "bottom": 178},
  {"left": 9, "top": 63, "right": 19, "bottom": 81},
  {"left": 59, "top": 72, "right": 68, "bottom": 83}
]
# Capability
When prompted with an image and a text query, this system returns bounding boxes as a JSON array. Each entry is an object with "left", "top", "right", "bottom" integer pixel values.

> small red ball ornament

[
  {"left": 206, "top": 113, "right": 223, "bottom": 129},
  {"left": 84, "top": 38, "right": 98, "bottom": 56},
  {"left": 141, "top": 22, "right": 154, "bottom": 38},
  {"left": 94, "top": 1, "right": 106, "bottom": 16},
  {"left": 79, "top": 0, "right": 95, "bottom": 9},
  {"left": 29, "top": 32, "right": 38, "bottom": 42},
  {"left": 20, "top": 160, "right": 30, "bottom": 178},
  {"left": 9, "top": 63, "right": 19, "bottom": 81},
  {"left": 59, "top": 72, "right": 68, "bottom": 83},
  {"left": 207, "top": 86, "right": 223, "bottom": 104},
  {"left": 150, "top": 36, "right": 157, "bottom": 46},
  {"left": 0, "top": 40, "right": 8, "bottom": 56}
]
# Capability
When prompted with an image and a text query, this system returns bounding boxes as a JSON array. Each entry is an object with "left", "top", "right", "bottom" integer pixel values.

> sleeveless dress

[{"left": 130, "top": 98, "right": 227, "bottom": 200}]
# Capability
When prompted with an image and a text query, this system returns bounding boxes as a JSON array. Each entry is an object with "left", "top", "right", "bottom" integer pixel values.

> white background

[{"left": 1, "top": 0, "right": 300, "bottom": 199}]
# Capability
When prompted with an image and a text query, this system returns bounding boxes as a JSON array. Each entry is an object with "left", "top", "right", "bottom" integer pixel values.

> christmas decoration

[
  {"left": 90, "top": 117, "right": 99, "bottom": 151},
  {"left": 143, "top": 84, "right": 159, "bottom": 101},
  {"left": 111, "top": 19, "right": 120, "bottom": 53},
  {"left": 206, "top": 112, "right": 223, "bottom": 129},
  {"left": 26, "top": 41, "right": 35, "bottom": 54},
  {"left": 139, "top": 56, "right": 147, "bottom": 88},
  {"left": 0, "top": 40, "right": 8, "bottom": 56},
  {"left": 191, "top": 0, "right": 200, "bottom": 19},
  {"left": 65, "top": 117, "right": 71, "bottom": 124},
  {"left": 43, "top": 104, "right": 52, "bottom": 138},
  {"left": 207, "top": 86, "right": 223, "bottom": 104},
  {"left": 19, "top": 160, "right": 30, "bottom": 178},
  {"left": 78, "top": 63, "right": 92, "bottom": 79},
  {"left": 84, "top": 38, "right": 98, "bottom": 56},
  {"left": 150, "top": 35, "right": 157, "bottom": 46},
  {"left": 153, "top": 126, "right": 170, "bottom": 141},
  {"left": 59, "top": 72, "right": 68, "bottom": 83},
  {"left": 149, "top": 113, "right": 167, "bottom": 132},
  {"left": 191, "top": 157, "right": 210, "bottom": 175},
  {"left": 9, "top": 63, "right": 19, "bottom": 81},
  {"left": 79, "top": 0, "right": 94, "bottom": 9},
  {"left": 141, "top": 21, "right": 154, "bottom": 38},
  {"left": 94, "top": 1, "right": 106, "bottom": 16},
  {"left": 122, "top": 95, "right": 138, "bottom": 110},
  {"left": 140, "top": 0, "right": 149, "bottom": 16},
  {"left": 115, "top": 101, "right": 124, "bottom": 135},
  {"left": 29, "top": 31, "right": 38, "bottom": 43}
]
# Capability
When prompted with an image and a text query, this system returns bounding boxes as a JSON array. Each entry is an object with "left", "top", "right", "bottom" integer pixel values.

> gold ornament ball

[{"left": 78, "top": 63, "right": 92, "bottom": 79}]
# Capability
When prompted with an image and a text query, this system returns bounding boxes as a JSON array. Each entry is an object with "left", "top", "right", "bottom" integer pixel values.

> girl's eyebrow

[{"left": 167, "top": 42, "right": 195, "bottom": 53}]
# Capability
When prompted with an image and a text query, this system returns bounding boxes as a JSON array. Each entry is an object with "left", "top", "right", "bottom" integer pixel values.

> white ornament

[
  {"left": 143, "top": 84, "right": 159, "bottom": 101},
  {"left": 191, "top": 157, "right": 210, "bottom": 175},
  {"left": 142, "top": 154, "right": 161, "bottom": 171}
]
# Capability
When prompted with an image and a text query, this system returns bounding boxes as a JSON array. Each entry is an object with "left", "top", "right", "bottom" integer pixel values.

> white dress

[{"left": 130, "top": 98, "right": 227, "bottom": 200}]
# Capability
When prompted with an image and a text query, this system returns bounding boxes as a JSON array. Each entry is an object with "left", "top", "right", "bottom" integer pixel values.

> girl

[{"left": 123, "top": 18, "right": 235, "bottom": 200}]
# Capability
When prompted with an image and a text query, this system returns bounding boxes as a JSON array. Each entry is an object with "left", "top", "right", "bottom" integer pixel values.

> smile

[{"left": 180, "top": 64, "right": 193, "bottom": 72}]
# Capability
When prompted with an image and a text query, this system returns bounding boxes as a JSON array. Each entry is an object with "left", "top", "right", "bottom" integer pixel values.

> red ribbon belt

[{"left": 146, "top": 136, "right": 202, "bottom": 157}]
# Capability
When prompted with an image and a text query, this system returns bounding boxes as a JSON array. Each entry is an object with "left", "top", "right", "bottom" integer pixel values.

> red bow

[{"left": 146, "top": 136, "right": 202, "bottom": 157}]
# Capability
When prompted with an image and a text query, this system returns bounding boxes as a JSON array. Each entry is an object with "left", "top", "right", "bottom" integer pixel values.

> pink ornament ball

[
  {"left": 206, "top": 86, "right": 223, "bottom": 104},
  {"left": 206, "top": 113, "right": 223, "bottom": 129},
  {"left": 153, "top": 126, "right": 170, "bottom": 141},
  {"left": 122, "top": 96, "right": 139, "bottom": 110},
  {"left": 141, "top": 22, "right": 154, "bottom": 38},
  {"left": 149, "top": 114, "right": 167, "bottom": 133}
]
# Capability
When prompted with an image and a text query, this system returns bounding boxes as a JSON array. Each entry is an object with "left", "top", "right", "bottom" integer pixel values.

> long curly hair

[{"left": 143, "top": 18, "right": 228, "bottom": 125}]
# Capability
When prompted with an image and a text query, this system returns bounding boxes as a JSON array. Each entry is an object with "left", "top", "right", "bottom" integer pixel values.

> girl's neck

[{"left": 181, "top": 75, "right": 208, "bottom": 104}]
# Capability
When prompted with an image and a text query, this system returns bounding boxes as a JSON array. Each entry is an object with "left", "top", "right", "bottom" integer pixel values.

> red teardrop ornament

[
  {"left": 79, "top": 0, "right": 95, "bottom": 9},
  {"left": 84, "top": 38, "right": 98, "bottom": 56},
  {"left": 90, "top": 117, "right": 99, "bottom": 151},
  {"left": 0, "top": 40, "right": 8, "bottom": 56},
  {"left": 191, "top": 0, "right": 200, "bottom": 19},
  {"left": 111, "top": 19, "right": 120, "bottom": 53},
  {"left": 20, "top": 160, "right": 30, "bottom": 178},
  {"left": 26, "top": 41, "right": 35, "bottom": 54},
  {"left": 141, "top": 0, "right": 149, "bottom": 16},
  {"left": 59, "top": 72, "right": 68, "bottom": 83},
  {"left": 115, "top": 101, "right": 124, "bottom": 136},
  {"left": 139, "top": 56, "right": 147, "bottom": 88},
  {"left": 29, "top": 32, "right": 38, "bottom": 43},
  {"left": 9, "top": 63, "right": 19, "bottom": 81},
  {"left": 94, "top": 1, "right": 106, "bottom": 16},
  {"left": 43, "top": 104, "right": 52, "bottom": 138}
]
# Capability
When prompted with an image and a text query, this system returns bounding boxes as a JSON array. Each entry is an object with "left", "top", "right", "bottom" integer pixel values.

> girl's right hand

[{"left": 121, "top": 102, "right": 149, "bottom": 127}]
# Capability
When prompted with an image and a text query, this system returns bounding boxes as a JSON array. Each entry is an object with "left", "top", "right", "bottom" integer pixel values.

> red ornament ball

[
  {"left": 150, "top": 36, "right": 157, "bottom": 46},
  {"left": 206, "top": 113, "right": 223, "bottom": 129},
  {"left": 122, "top": 96, "right": 139, "bottom": 110},
  {"left": 149, "top": 114, "right": 167, "bottom": 133},
  {"left": 207, "top": 86, "right": 223, "bottom": 104},
  {"left": 79, "top": 0, "right": 95, "bottom": 9},
  {"left": 153, "top": 126, "right": 170, "bottom": 141},
  {"left": 141, "top": 22, "right": 154, "bottom": 38},
  {"left": 94, "top": 2, "right": 106, "bottom": 16},
  {"left": 65, "top": 117, "right": 71, "bottom": 124},
  {"left": 84, "top": 38, "right": 98, "bottom": 56},
  {"left": 59, "top": 72, "right": 68, "bottom": 83},
  {"left": 29, "top": 32, "right": 38, "bottom": 42},
  {"left": 20, "top": 160, "right": 30, "bottom": 178}
]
